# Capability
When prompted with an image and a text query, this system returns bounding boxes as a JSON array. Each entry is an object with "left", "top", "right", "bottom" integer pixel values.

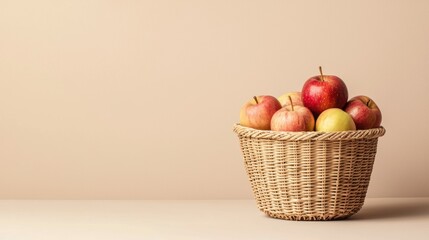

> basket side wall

[{"left": 238, "top": 136, "right": 379, "bottom": 220}]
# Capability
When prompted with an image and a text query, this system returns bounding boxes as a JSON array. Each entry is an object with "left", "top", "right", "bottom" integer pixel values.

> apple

[
  {"left": 278, "top": 91, "right": 303, "bottom": 107},
  {"left": 271, "top": 96, "right": 315, "bottom": 131},
  {"left": 240, "top": 95, "right": 282, "bottom": 130},
  {"left": 302, "top": 66, "right": 349, "bottom": 116},
  {"left": 344, "top": 95, "right": 382, "bottom": 130},
  {"left": 315, "top": 108, "right": 356, "bottom": 132}
]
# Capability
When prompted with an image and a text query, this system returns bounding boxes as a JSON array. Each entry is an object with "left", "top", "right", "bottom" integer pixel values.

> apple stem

[
  {"left": 253, "top": 96, "right": 259, "bottom": 104},
  {"left": 288, "top": 95, "right": 294, "bottom": 111},
  {"left": 319, "top": 66, "right": 325, "bottom": 82},
  {"left": 367, "top": 99, "right": 371, "bottom": 106}
]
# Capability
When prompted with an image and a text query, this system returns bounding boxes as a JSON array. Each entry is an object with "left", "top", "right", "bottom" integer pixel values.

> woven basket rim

[{"left": 233, "top": 123, "right": 386, "bottom": 141}]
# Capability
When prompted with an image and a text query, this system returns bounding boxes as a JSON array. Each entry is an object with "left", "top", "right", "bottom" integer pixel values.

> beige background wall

[{"left": 0, "top": 0, "right": 428, "bottom": 199}]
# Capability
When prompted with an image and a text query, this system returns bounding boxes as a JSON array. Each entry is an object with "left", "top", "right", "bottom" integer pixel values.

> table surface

[{"left": 1, "top": 198, "right": 428, "bottom": 240}]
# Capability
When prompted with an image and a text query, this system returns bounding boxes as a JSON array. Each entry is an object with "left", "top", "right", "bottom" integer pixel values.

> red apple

[
  {"left": 277, "top": 91, "right": 303, "bottom": 107},
  {"left": 240, "top": 95, "right": 282, "bottom": 130},
  {"left": 302, "top": 67, "right": 348, "bottom": 116},
  {"left": 271, "top": 96, "right": 315, "bottom": 131},
  {"left": 344, "top": 95, "right": 382, "bottom": 130}
]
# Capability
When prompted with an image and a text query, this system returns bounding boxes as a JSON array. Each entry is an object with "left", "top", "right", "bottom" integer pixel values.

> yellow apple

[
  {"left": 277, "top": 92, "right": 303, "bottom": 107},
  {"left": 315, "top": 108, "right": 356, "bottom": 132}
]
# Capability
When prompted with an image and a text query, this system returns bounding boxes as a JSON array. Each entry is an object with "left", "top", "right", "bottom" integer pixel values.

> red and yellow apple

[
  {"left": 278, "top": 91, "right": 303, "bottom": 107},
  {"left": 271, "top": 96, "right": 314, "bottom": 132},
  {"left": 302, "top": 67, "right": 348, "bottom": 116},
  {"left": 344, "top": 95, "right": 382, "bottom": 130},
  {"left": 239, "top": 95, "right": 282, "bottom": 130},
  {"left": 315, "top": 108, "right": 356, "bottom": 132}
]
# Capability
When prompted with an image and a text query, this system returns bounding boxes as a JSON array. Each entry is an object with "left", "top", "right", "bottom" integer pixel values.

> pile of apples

[{"left": 239, "top": 67, "right": 382, "bottom": 132}]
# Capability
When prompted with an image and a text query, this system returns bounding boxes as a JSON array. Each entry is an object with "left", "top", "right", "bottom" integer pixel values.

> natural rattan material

[{"left": 233, "top": 124, "right": 386, "bottom": 221}]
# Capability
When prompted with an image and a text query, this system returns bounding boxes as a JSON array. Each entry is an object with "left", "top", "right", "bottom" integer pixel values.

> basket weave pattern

[{"left": 234, "top": 124, "right": 386, "bottom": 220}]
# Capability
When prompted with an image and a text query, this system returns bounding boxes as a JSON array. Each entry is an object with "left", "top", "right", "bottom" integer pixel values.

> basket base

[{"left": 263, "top": 209, "right": 360, "bottom": 221}]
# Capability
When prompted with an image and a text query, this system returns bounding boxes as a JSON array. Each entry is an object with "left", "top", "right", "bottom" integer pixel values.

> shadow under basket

[{"left": 233, "top": 124, "right": 386, "bottom": 221}]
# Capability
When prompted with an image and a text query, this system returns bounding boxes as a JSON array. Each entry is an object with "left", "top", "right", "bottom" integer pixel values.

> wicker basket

[{"left": 233, "top": 124, "right": 386, "bottom": 221}]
